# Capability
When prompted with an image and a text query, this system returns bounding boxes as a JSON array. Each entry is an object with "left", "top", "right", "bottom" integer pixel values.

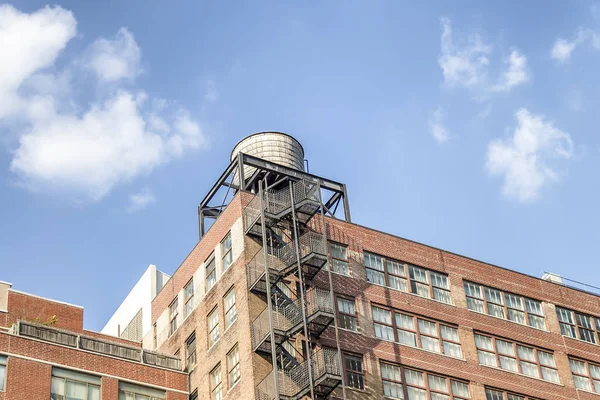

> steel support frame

[{"left": 198, "top": 153, "right": 351, "bottom": 239}]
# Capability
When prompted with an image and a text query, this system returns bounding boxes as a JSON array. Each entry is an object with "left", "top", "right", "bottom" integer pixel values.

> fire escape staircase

[{"left": 244, "top": 180, "right": 342, "bottom": 400}]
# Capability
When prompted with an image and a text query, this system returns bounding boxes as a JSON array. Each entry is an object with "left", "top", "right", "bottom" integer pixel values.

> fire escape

[{"left": 245, "top": 180, "right": 343, "bottom": 400}]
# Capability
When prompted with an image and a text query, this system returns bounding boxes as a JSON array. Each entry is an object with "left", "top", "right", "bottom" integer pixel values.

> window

[
  {"left": 186, "top": 333, "right": 196, "bottom": 372},
  {"left": 224, "top": 288, "right": 237, "bottom": 330},
  {"left": 221, "top": 233, "right": 233, "bottom": 271},
  {"left": 364, "top": 252, "right": 451, "bottom": 304},
  {"left": 474, "top": 333, "right": 559, "bottom": 383},
  {"left": 227, "top": 345, "right": 241, "bottom": 388},
  {"left": 51, "top": 368, "right": 101, "bottom": 400},
  {"left": 208, "top": 307, "right": 220, "bottom": 348},
  {"left": 336, "top": 296, "right": 357, "bottom": 331},
  {"left": 0, "top": 356, "right": 6, "bottom": 392},
  {"left": 464, "top": 282, "right": 545, "bottom": 329},
  {"left": 343, "top": 353, "right": 365, "bottom": 389},
  {"left": 206, "top": 255, "right": 217, "bottom": 293},
  {"left": 371, "top": 305, "right": 463, "bottom": 358},
  {"left": 380, "top": 362, "right": 403, "bottom": 399},
  {"left": 485, "top": 388, "right": 541, "bottom": 400},
  {"left": 119, "top": 382, "right": 165, "bottom": 400},
  {"left": 184, "top": 279, "right": 195, "bottom": 318},
  {"left": 189, "top": 390, "right": 198, "bottom": 400},
  {"left": 152, "top": 323, "right": 157, "bottom": 349},
  {"left": 210, "top": 364, "right": 223, "bottom": 400},
  {"left": 556, "top": 306, "right": 600, "bottom": 344},
  {"left": 569, "top": 357, "right": 600, "bottom": 393},
  {"left": 329, "top": 242, "right": 350, "bottom": 276},
  {"left": 405, "top": 368, "right": 470, "bottom": 400},
  {"left": 169, "top": 298, "right": 178, "bottom": 335}
]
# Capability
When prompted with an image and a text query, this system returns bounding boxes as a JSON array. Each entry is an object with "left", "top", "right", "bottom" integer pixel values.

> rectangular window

[
  {"left": 329, "top": 242, "right": 350, "bottom": 276},
  {"left": 184, "top": 279, "right": 195, "bottom": 318},
  {"left": 485, "top": 387, "right": 541, "bottom": 400},
  {"left": 464, "top": 282, "right": 545, "bottom": 329},
  {"left": 186, "top": 333, "right": 196, "bottom": 372},
  {"left": 221, "top": 233, "right": 233, "bottom": 271},
  {"left": 118, "top": 382, "right": 165, "bottom": 400},
  {"left": 0, "top": 356, "right": 5, "bottom": 392},
  {"left": 208, "top": 307, "right": 220, "bottom": 348},
  {"left": 380, "top": 362, "right": 403, "bottom": 399},
  {"left": 210, "top": 364, "right": 223, "bottom": 400},
  {"left": 556, "top": 306, "right": 600, "bottom": 344},
  {"left": 227, "top": 345, "right": 241, "bottom": 388},
  {"left": 169, "top": 298, "right": 179, "bottom": 335},
  {"left": 570, "top": 357, "right": 600, "bottom": 393},
  {"left": 364, "top": 252, "right": 451, "bottom": 304},
  {"left": 152, "top": 323, "right": 157, "bottom": 349},
  {"left": 224, "top": 288, "right": 237, "bottom": 330},
  {"left": 343, "top": 353, "right": 365, "bottom": 389},
  {"left": 398, "top": 366, "right": 471, "bottom": 399},
  {"left": 372, "top": 304, "right": 463, "bottom": 358},
  {"left": 336, "top": 296, "right": 358, "bottom": 331},
  {"left": 51, "top": 368, "right": 101, "bottom": 400},
  {"left": 206, "top": 254, "right": 216, "bottom": 293},
  {"left": 474, "top": 333, "right": 559, "bottom": 383}
]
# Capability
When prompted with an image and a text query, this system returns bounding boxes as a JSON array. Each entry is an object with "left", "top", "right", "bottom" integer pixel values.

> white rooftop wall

[{"left": 102, "top": 264, "right": 169, "bottom": 341}]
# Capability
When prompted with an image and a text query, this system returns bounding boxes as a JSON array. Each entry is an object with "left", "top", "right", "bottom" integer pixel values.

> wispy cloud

[
  {"left": 0, "top": 4, "right": 210, "bottom": 202},
  {"left": 438, "top": 18, "right": 529, "bottom": 94},
  {"left": 486, "top": 109, "right": 574, "bottom": 203},
  {"left": 551, "top": 28, "right": 599, "bottom": 63},
  {"left": 127, "top": 189, "right": 156, "bottom": 212},
  {"left": 428, "top": 108, "right": 450, "bottom": 144}
]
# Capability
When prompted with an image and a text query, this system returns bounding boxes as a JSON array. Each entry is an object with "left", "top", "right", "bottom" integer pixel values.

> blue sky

[{"left": 1, "top": 1, "right": 600, "bottom": 331}]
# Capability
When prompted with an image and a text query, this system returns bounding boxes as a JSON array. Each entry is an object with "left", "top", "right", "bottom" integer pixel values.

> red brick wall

[
  {"left": 4, "top": 356, "right": 51, "bottom": 400},
  {"left": 308, "top": 217, "right": 600, "bottom": 400},
  {"left": 4, "top": 291, "right": 83, "bottom": 332}
]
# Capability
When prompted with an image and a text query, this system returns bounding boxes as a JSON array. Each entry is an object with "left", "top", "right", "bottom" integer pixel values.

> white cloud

[
  {"left": 428, "top": 108, "right": 450, "bottom": 144},
  {"left": 551, "top": 38, "right": 579, "bottom": 62},
  {"left": 0, "top": 5, "right": 209, "bottom": 202},
  {"left": 438, "top": 18, "right": 491, "bottom": 88},
  {"left": 438, "top": 18, "right": 528, "bottom": 94},
  {"left": 128, "top": 188, "right": 156, "bottom": 212},
  {"left": 83, "top": 27, "right": 141, "bottom": 82},
  {"left": 486, "top": 109, "right": 574, "bottom": 202},
  {"left": 492, "top": 50, "right": 529, "bottom": 92},
  {"left": 0, "top": 4, "right": 76, "bottom": 118}
]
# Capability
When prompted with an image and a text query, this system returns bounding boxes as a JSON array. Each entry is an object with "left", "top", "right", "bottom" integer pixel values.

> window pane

[
  {"left": 484, "top": 287, "right": 504, "bottom": 305},
  {"left": 538, "top": 351, "right": 555, "bottom": 367},
  {"left": 0, "top": 365, "right": 5, "bottom": 392},
  {"left": 499, "top": 356, "right": 518, "bottom": 372},
  {"left": 88, "top": 386, "right": 100, "bottom": 400},
  {"left": 364, "top": 253, "right": 384, "bottom": 271},
  {"left": 541, "top": 367, "right": 559, "bottom": 383},
  {"left": 485, "top": 388, "right": 504, "bottom": 400},
  {"left": 428, "top": 375, "right": 448, "bottom": 392},
  {"left": 398, "top": 330, "right": 417, "bottom": 347},
  {"left": 508, "top": 309, "right": 525, "bottom": 324},
  {"left": 524, "top": 299, "right": 543, "bottom": 316},
  {"left": 443, "top": 341, "right": 463, "bottom": 358},
  {"left": 516, "top": 345, "right": 535, "bottom": 362},
  {"left": 409, "top": 266, "right": 429, "bottom": 284},
  {"left": 332, "top": 259, "right": 350, "bottom": 276},
  {"left": 570, "top": 359, "right": 588, "bottom": 374},
  {"left": 330, "top": 243, "right": 347, "bottom": 260},
  {"left": 433, "top": 288, "right": 452, "bottom": 304},
  {"left": 528, "top": 315, "right": 545, "bottom": 330},
  {"left": 520, "top": 361, "right": 539, "bottom": 378},
  {"left": 505, "top": 293, "right": 523, "bottom": 310},
  {"left": 421, "top": 336, "right": 440, "bottom": 353},
  {"left": 417, "top": 319, "right": 437, "bottom": 336},
  {"left": 496, "top": 340, "right": 515, "bottom": 356},
  {"left": 389, "top": 275, "right": 408, "bottom": 292},
  {"left": 451, "top": 380, "right": 470, "bottom": 398},
  {"left": 464, "top": 282, "right": 482, "bottom": 299},
  {"left": 411, "top": 281, "right": 430, "bottom": 298},
  {"left": 574, "top": 375, "right": 592, "bottom": 391},
  {"left": 467, "top": 298, "right": 485, "bottom": 313},
  {"left": 487, "top": 303, "right": 505, "bottom": 319},
  {"left": 383, "top": 381, "right": 404, "bottom": 399},
  {"left": 51, "top": 377, "right": 65, "bottom": 396},
  {"left": 404, "top": 369, "right": 424, "bottom": 386},
  {"left": 590, "top": 364, "right": 600, "bottom": 379},
  {"left": 560, "top": 322, "right": 577, "bottom": 338},
  {"left": 366, "top": 269, "right": 385, "bottom": 285},
  {"left": 387, "top": 261, "right": 406, "bottom": 277},
  {"left": 430, "top": 272, "right": 449, "bottom": 289},
  {"left": 407, "top": 387, "right": 427, "bottom": 400},
  {"left": 66, "top": 380, "right": 88, "bottom": 400},
  {"left": 478, "top": 351, "right": 498, "bottom": 367},
  {"left": 474, "top": 335, "right": 494, "bottom": 351},
  {"left": 556, "top": 307, "right": 573, "bottom": 323},
  {"left": 396, "top": 313, "right": 415, "bottom": 330}
]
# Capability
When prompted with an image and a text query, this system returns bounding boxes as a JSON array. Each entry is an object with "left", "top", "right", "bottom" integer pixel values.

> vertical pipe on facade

[
  {"left": 289, "top": 180, "right": 316, "bottom": 400},
  {"left": 317, "top": 181, "right": 347, "bottom": 400},
  {"left": 259, "top": 180, "right": 280, "bottom": 400}
]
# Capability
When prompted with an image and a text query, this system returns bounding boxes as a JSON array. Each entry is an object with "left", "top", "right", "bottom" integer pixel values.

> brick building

[{"left": 4, "top": 132, "right": 600, "bottom": 400}]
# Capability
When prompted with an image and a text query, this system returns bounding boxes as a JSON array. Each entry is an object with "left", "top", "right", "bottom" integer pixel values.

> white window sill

[
  {"left": 467, "top": 309, "right": 548, "bottom": 332},
  {"left": 478, "top": 363, "right": 563, "bottom": 386}
]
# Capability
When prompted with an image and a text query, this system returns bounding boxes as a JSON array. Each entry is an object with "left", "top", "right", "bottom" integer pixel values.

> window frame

[
  {"left": 464, "top": 281, "right": 546, "bottom": 330},
  {"left": 329, "top": 241, "right": 351, "bottom": 276},
  {"left": 210, "top": 364, "right": 223, "bottom": 400},
  {"left": 343, "top": 352, "right": 365, "bottom": 390},
  {"left": 208, "top": 306, "right": 220, "bottom": 349},
  {"left": 51, "top": 370, "right": 101, "bottom": 400},
  {"left": 185, "top": 332, "right": 196, "bottom": 372},
  {"left": 379, "top": 361, "right": 471, "bottom": 400},
  {"left": 336, "top": 295, "right": 358, "bottom": 332},
  {"left": 205, "top": 254, "right": 217, "bottom": 293},
  {"left": 221, "top": 233, "right": 233, "bottom": 272},
  {"left": 363, "top": 251, "right": 451, "bottom": 304},
  {"left": 485, "top": 387, "right": 542, "bottom": 400},
  {"left": 169, "top": 297, "right": 179, "bottom": 336},
  {"left": 474, "top": 333, "right": 559, "bottom": 383},
  {"left": 569, "top": 357, "right": 600, "bottom": 393},
  {"left": 0, "top": 355, "right": 6, "bottom": 392},
  {"left": 152, "top": 323, "right": 157, "bottom": 349},
  {"left": 227, "top": 344, "right": 241, "bottom": 389},
  {"left": 184, "top": 278, "right": 195, "bottom": 319},
  {"left": 556, "top": 306, "right": 600, "bottom": 344},
  {"left": 224, "top": 288, "right": 237, "bottom": 330},
  {"left": 371, "top": 304, "right": 463, "bottom": 358}
]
